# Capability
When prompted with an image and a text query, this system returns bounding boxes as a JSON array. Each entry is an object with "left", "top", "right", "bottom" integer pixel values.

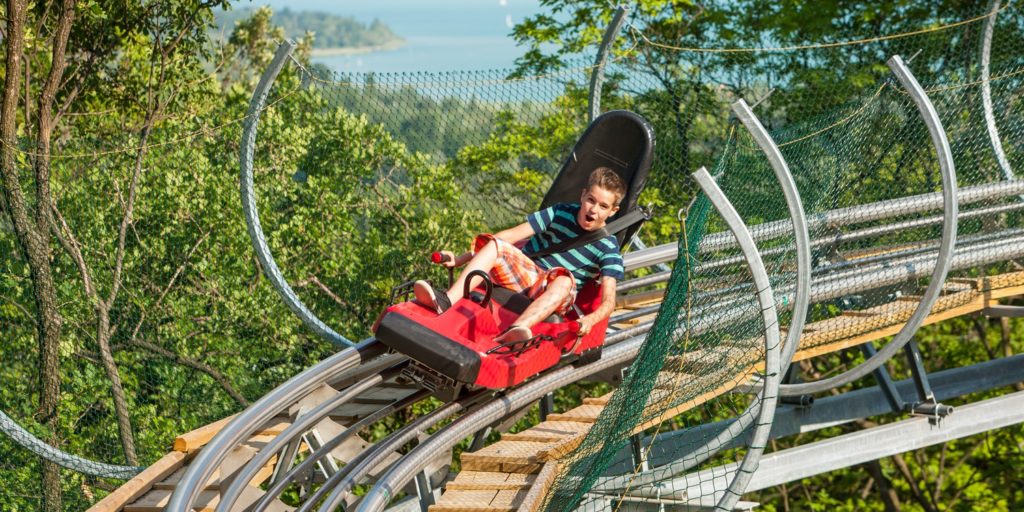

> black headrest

[{"left": 540, "top": 110, "right": 655, "bottom": 246}]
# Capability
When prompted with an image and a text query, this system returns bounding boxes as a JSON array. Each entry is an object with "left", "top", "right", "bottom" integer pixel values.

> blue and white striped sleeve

[
  {"left": 527, "top": 204, "right": 558, "bottom": 234},
  {"left": 599, "top": 238, "right": 625, "bottom": 281}
]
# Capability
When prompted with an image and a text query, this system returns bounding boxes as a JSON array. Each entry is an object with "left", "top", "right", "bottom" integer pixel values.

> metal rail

[
  {"left": 693, "top": 168, "right": 783, "bottom": 511},
  {"left": 588, "top": 5, "right": 629, "bottom": 122},
  {"left": 166, "top": 340, "right": 388, "bottom": 511},
  {"left": 216, "top": 368, "right": 409, "bottom": 510},
  {"left": 623, "top": 180, "right": 1022, "bottom": 271},
  {"left": 778, "top": 55, "right": 959, "bottom": 396},
  {"left": 981, "top": 0, "right": 1015, "bottom": 186},
  {"left": 239, "top": 40, "right": 355, "bottom": 348},
  {"left": 354, "top": 335, "right": 649, "bottom": 512}
]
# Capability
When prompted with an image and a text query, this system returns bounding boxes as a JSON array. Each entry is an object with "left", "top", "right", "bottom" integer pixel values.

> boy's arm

[
  {"left": 439, "top": 222, "right": 537, "bottom": 268},
  {"left": 494, "top": 222, "right": 536, "bottom": 244},
  {"left": 578, "top": 276, "right": 617, "bottom": 336}
]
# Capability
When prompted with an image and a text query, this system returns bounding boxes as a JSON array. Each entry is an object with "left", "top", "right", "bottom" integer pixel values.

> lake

[{"left": 245, "top": 0, "right": 548, "bottom": 74}]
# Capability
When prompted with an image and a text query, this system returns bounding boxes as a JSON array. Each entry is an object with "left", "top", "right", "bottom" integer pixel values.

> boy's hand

[
  {"left": 432, "top": 250, "right": 458, "bottom": 268},
  {"left": 578, "top": 315, "right": 597, "bottom": 336}
]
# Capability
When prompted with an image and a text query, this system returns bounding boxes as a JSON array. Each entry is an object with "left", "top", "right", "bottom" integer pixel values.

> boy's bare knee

[{"left": 552, "top": 275, "right": 573, "bottom": 293}]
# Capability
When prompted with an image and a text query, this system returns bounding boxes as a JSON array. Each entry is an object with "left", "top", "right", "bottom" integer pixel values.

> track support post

[
  {"left": 539, "top": 392, "right": 555, "bottom": 421},
  {"left": 861, "top": 342, "right": 905, "bottom": 414},
  {"left": 903, "top": 340, "right": 953, "bottom": 423}
]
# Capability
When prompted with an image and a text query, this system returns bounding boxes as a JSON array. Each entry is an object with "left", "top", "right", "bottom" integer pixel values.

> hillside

[{"left": 214, "top": 7, "right": 404, "bottom": 53}]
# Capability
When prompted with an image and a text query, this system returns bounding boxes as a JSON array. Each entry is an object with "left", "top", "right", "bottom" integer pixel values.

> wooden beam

[{"left": 86, "top": 451, "right": 185, "bottom": 512}]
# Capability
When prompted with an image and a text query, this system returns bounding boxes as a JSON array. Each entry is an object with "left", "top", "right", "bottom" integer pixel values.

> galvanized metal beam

[
  {"left": 606, "top": 353, "right": 1024, "bottom": 476},
  {"left": 670, "top": 389, "right": 1024, "bottom": 503}
]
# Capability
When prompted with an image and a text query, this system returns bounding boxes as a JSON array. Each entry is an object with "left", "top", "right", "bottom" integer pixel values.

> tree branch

[{"left": 123, "top": 339, "right": 249, "bottom": 407}]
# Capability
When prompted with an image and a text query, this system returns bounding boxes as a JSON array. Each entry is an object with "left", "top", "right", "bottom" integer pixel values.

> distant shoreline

[{"left": 311, "top": 39, "right": 406, "bottom": 57}]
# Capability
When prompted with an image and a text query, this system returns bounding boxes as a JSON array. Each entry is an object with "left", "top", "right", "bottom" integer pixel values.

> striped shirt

[{"left": 523, "top": 203, "right": 625, "bottom": 287}]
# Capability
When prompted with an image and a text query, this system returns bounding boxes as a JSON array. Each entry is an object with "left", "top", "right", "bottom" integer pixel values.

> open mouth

[{"left": 585, "top": 213, "right": 596, "bottom": 223}]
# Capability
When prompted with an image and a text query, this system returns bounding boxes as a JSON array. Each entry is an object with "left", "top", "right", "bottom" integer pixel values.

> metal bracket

[
  {"left": 982, "top": 305, "right": 1024, "bottom": 318},
  {"left": 539, "top": 392, "right": 555, "bottom": 421},
  {"left": 414, "top": 468, "right": 441, "bottom": 509},
  {"left": 468, "top": 427, "right": 493, "bottom": 453},
  {"left": 861, "top": 342, "right": 905, "bottom": 413},
  {"left": 903, "top": 340, "right": 953, "bottom": 424},
  {"left": 630, "top": 433, "right": 650, "bottom": 472}
]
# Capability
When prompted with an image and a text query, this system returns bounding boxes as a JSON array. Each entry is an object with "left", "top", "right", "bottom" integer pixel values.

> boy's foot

[
  {"left": 413, "top": 280, "right": 452, "bottom": 315},
  {"left": 494, "top": 325, "right": 532, "bottom": 344}
]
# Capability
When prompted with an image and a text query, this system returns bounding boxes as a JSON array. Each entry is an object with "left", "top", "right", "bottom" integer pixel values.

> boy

[{"left": 414, "top": 167, "right": 626, "bottom": 343}]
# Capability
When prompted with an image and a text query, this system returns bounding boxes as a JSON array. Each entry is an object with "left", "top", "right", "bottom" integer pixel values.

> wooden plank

[
  {"left": 86, "top": 451, "right": 185, "bottom": 512},
  {"left": 635, "top": 366, "right": 759, "bottom": 433},
  {"left": 173, "top": 415, "right": 237, "bottom": 453},
  {"left": 841, "top": 310, "right": 879, "bottom": 317},
  {"left": 172, "top": 415, "right": 289, "bottom": 453},
  {"left": 502, "top": 421, "right": 591, "bottom": 443},
  {"left": 460, "top": 441, "right": 553, "bottom": 467},
  {"left": 582, "top": 394, "right": 613, "bottom": 406},
  {"left": 445, "top": 471, "right": 535, "bottom": 491},
  {"left": 430, "top": 489, "right": 508, "bottom": 512},
  {"left": 616, "top": 289, "right": 664, "bottom": 309},
  {"left": 536, "top": 432, "right": 587, "bottom": 462},
  {"left": 545, "top": 404, "right": 604, "bottom": 423},
  {"left": 792, "top": 295, "right": 987, "bottom": 363},
  {"left": 516, "top": 462, "right": 558, "bottom": 512}
]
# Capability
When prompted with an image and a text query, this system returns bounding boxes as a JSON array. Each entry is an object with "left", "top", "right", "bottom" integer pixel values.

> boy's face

[{"left": 577, "top": 185, "right": 620, "bottom": 231}]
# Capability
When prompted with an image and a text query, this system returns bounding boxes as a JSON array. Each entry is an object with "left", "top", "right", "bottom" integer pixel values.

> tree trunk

[
  {"left": 0, "top": 1, "right": 63, "bottom": 509},
  {"left": 862, "top": 460, "right": 901, "bottom": 511},
  {"left": 97, "top": 309, "right": 138, "bottom": 464}
]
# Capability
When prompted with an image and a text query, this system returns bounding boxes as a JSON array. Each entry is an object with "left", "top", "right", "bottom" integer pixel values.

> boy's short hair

[{"left": 587, "top": 167, "right": 627, "bottom": 205}]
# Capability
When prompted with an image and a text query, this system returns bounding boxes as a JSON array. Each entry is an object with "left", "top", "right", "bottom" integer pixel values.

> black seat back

[{"left": 540, "top": 110, "right": 655, "bottom": 247}]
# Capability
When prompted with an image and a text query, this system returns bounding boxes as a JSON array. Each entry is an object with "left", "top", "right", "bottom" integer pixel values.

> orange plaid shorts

[{"left": 473, "top": 234, "right": 577, "bottom": 315}]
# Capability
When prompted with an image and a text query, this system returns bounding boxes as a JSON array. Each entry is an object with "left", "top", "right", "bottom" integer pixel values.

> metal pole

[
  {"left": 689, "top": 169, "right": 783, "bottom": 511},
  {"left": 588, "top": 6, "right": 629, "bottom": 122},
  {"left": 778, "top": 54, "right": 959, "bottom": 396},
  {"left": 623, "top": 180, "right": 1022, "bottom": 271},
  {"left": 238, "top": 40, "right": 355, "bottom": 347},
  {"left": 980, "top": 0, "right": 1016, "bottom": 187}
]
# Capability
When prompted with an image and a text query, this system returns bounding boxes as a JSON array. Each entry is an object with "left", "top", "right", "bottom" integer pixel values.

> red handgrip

[{"left": 431, "top": 252, "right": 451, "bottom": 264}]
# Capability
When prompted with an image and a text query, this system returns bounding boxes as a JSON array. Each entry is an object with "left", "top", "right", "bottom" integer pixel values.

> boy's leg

[
  {"left": 445, "top": 239, "right": 498, "bottom": 304},
  {"left": 512, "top": 274, "right": 574, "bottom": 329}
]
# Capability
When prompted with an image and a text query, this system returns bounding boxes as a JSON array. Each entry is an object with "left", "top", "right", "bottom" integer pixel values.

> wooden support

[{"left": 86, "top": 452, "right": 185, "bottom": 512}]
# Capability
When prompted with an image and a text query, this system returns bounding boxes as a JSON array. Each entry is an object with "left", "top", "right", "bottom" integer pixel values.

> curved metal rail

[
  {"left": 166, "top": 341, "right": 388, "bottom": 511},
  {"left": 239, "top": 40, "right": 355, "bottom": 348},
  {"left": 779, "top": 54, "right": 959, "bottom": 396},
  {"left": 354, "top": 335, "right": 650, "bottom": 512},
  {"left": 0, "top": 410, "right": 142, "bottom": 479},
  {"left": 692, "top": 168, "right": 783, "bottom": 511},
  {"left": 981, "top": 0, "right": 1015, "bottom": 186},
  {"left": 587, "top": 6, "right": 629, "bottom": 122},
  {"left": 594, "top": 99, "right": 815, "bottom": 495}
]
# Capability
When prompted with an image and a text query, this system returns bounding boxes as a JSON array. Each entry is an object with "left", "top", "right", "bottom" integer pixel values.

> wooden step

[
  {"left": 501, "top": 421, "right": 591, "bottom": 443},
  {"left": 444, "top": 471, "right": 537, "bottom": 491},
  {"left": 582, "top": 394, "right": 613, "bottom": 406},
  {"left": 545, "top": 404, "right": 604, "bottom": 423},
  {"left": 460, "top": 441, "right": 554, "bottom": 473},
  {"left": 428, "top": 488, "right": 529, "bottom": 512}
]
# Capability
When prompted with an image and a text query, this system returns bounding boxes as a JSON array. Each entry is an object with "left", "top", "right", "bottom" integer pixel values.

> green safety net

[{"left": 543, "top": 3, "right": 1024, "bottom": 510}]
